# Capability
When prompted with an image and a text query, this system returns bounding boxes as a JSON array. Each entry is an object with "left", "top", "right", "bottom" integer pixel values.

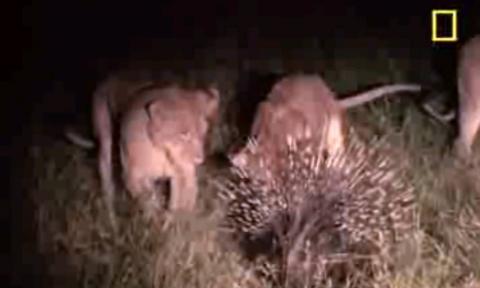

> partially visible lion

[
  {"left": 455, "top": 35, "right": 480, "bottom": 159},
  {"left": 231, "top": 74, "right": 421, "bottom": 184},
  {"left": 66, "top": 71, "right": 220, "bottom": 231},
  {"left": 421, "top": 35, "right": 480, "bottom": 160},
  {"left": 120, "top": 85, "right": 219, "bottom": 221}
]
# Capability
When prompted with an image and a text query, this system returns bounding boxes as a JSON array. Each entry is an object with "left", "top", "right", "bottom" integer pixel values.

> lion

[
  {"left": 66, "top": 72, "right": 220, "bottom": 231},
  {"left": 230, "top": 74, "right": 421, "bottom": 183},
  {"left": 423, "top": 35, "right": 480, "bottom": 160},
  {"left": 455, "top": 35, "right": 480, "bottom": 159},
  {"left": 120, "top": 85, "right": 219, "bottom": 221}
]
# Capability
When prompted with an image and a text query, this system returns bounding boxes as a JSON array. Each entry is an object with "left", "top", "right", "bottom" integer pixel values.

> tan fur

[
  {"left": 72, "top": 72, "right": 219, "bottom": 231},
  {"left": 90, "top": 72, "right": 155, "bottom": 231},
  {"left": 121, "top": 86, "right": 219, "bottom": 217},
  {"left": 231, "top": 75, "right": 347, "bottom": 182},
  {"left": 454, "top": 35, "right": 480, "bottom": 159},
  {"left": 231, "top": 74, "right": 421, "bottom": 183}
]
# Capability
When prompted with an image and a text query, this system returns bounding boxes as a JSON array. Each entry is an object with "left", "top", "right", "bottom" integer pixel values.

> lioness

[
  {"left": 120, "top": 85, "right": 219, "bottom": 221},
  {"left": 231, "top": 74, "right": 421, "bottom": 183},
  {"left": 66, "top": 72, "right": 219, "bottom": 231},
  {"left": 422, "top": 35, "right": 480, "bottom": 160},
  {"left": 455, "top": 35, "right": 480, "bottom": 159}
]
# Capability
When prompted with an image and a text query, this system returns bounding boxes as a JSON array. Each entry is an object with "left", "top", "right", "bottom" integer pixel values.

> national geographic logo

[{"left": 431, "top": 10, "right": 458, "bottom": 42}]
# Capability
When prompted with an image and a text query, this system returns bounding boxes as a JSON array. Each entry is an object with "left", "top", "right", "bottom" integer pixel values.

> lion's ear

[
  {"left": 144, "top": 100, "right": 167, "bottom": 148},
  {"left": 207, "top": 86, "right": 220, "bottom": 103},
  {"left": 145, "top": 99, "right": 170, "bottom": 122},
  {"left": 250, "top": 101, "right": 273, "bottom": 138},
  {"left": 145, "top": 101, "right": 155, "bottom": 120},
  {"left": 204, "top": 86, "right": 220, "bottom": 122}
]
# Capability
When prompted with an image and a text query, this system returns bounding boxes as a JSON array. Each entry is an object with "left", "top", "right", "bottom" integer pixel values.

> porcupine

[{"left": 215, "top": 127, "right": 418, "bottom": 286}]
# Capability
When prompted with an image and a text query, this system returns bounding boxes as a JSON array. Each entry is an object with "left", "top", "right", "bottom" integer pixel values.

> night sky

[
  {"left": 11, "top": 1, "right": 476, "bottom": 105},
  {"left": 14, "top": 1, "right": 478, "bottom": 91}
]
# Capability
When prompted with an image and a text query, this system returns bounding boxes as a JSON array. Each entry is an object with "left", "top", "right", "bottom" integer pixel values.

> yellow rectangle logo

[{"left": 431, "top": 10, "right": 458, "bottom": 42}]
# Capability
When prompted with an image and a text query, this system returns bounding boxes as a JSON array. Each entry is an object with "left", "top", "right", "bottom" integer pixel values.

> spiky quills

[{"left": 216, "top": 129, "right": 417, "bottom": 285}]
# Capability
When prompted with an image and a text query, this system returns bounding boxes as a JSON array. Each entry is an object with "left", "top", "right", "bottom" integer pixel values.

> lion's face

[{"left": 144, "top": 86, "right": 220, "bottom": 163}]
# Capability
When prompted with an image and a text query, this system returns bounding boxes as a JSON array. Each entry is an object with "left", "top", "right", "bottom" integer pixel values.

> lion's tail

[
  {"left": 65, "top": 127, "right": 96, "bottom": 149},
  {"left": 421, "top": 101, "right": 456, "bottom": 123}
]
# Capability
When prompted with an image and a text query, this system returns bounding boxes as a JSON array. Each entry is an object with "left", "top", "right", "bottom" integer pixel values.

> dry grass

[{"left": 29, "top": 38, "right": 480, "bottom": 287}]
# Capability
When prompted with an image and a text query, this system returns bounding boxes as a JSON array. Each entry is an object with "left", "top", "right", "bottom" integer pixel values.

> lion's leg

[
  {"left": 455, "top": 103, "right": 480, "bottom": 158},
  {"left": 168, "top": 171, "right": 183, "bottom": 211},
  {"left": 97, "top": 136, "right": 118, "bottom": 233},
  {"left": 120, "top": 143, "right": 162, "bottom": 224},
  {"left": 181, "top": 164, "right": 199, "bottom": 211},
  {"left": 168, "top": 163, "right": 198, "bottom": 212},
  {"left": 455, "top": 76, "right": 480, "bottom": 159},
  {"left": 93, "top": 96, "right": 118, "bottom": 233}
]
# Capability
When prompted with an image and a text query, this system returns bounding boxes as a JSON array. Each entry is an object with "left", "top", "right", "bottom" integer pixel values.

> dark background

[{"left": 6, "top": 0, "right": 480, "bottom": 287}]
